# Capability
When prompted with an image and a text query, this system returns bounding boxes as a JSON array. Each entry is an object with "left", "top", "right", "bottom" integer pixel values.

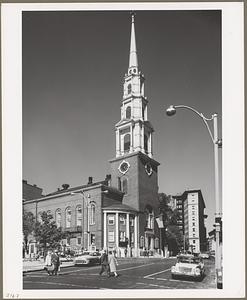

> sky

[{"left": 23, "top": 10, "right": 222, "bottom": 232}]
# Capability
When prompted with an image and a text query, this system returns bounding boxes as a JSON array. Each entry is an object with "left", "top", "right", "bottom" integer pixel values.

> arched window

[
  {"left": 65, "top": 207, "right": 72, "bottom": 228},
  {"left": 76, "top": 205, "right": 82, "bottom": 226},
  {"left": 122, "top": 178, "right": 128, "bottom": 194},
  {"left": 55, "top": 209, "right": 62, "bottom": 228},
  {"left": 142, "top": 104, "right": 146, "bottom": 119},
  {"left": 144, "top": 134, "right": 148, "bottom": 154},
  {"left": 126, "top": 106, "right": 131, "bottom": 119},
  {"left": 127, "top": 83, "right": 131, "bottom": 94},
  {"left": 140, "top": 236, "right": 145, "bottom": 248},
  {"left": 89, "top": 204, "right": 96, "bottom": 225},
  {"left": 155, "top": 237, "right": 159, "bottom": 249},
  {"left": 124, "top": 134, "right": 130, "bottom": 152}
]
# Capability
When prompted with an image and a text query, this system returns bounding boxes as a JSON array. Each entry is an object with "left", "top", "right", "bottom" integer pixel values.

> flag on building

[{"left": 155, "top": 215, "right": 164, "bottom": 228}]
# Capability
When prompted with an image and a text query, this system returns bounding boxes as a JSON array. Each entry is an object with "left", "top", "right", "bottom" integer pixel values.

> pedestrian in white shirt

[{"left": 44, "top": 250, "right": 53, "bottom": 276}]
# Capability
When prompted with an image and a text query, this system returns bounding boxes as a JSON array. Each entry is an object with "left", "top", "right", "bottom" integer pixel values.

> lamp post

[
  {"left": 71, "top": 191, "right": 90, "bottom": 251},
  {"left": 166, "top": 104, "right": 222, "bottom": 287}
]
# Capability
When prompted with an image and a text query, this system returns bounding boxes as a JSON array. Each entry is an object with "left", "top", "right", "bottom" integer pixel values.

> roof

[
  {"left": 103, "top": 203, "right": 138, "bottom": 212},
  {"left": 46, "top": 180, "right": 107, "bottom": 197}
]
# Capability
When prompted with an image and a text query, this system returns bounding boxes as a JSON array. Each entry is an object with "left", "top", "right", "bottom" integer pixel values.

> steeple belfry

[
  {"left": 129, "top": 13, "right": 138, "bottom": 69},
  {"left": 114, "top": 13, "right": 154, "bottom": 159}
]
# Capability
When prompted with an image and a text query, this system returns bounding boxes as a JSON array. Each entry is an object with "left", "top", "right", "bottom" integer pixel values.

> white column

[
  {"left": 149, "top": 133, "right": 153, "bottom": 157},
  {"left": 116, "top": 212, "right": 119, "bottom": 248},
  {"left": 116, "top": 130, "right": 120, "bottom": 157},
  {"left": 141, "top": 125, "right": 144, "bottom": 152},
  {"left": 150, "top": 237, "right": 154, "bottom": 250},
  {"left": 126, "top": 213, "right": 130, "bottom": 242},
  {"left": 130, "top": 125, "right": 133, "bottom": 152},
  {"left": 103, "top": 212, "right": 107, "bottom": 248},
  {"left": 126, "top": 213, "right": 130, "bottom": 256},
  {"left": 134, "top": 214, "right": 138, "bottom": 256}
]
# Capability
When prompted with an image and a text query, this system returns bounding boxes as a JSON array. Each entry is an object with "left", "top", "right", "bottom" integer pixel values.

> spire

[{"left": 129, "top": 12, "right": 138, "bottom": 69}]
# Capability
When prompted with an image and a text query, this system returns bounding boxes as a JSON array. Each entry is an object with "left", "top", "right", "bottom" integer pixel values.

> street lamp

[
  {"left": 166, "top": 104, "right": 222, "bottom": 288},
  {"left": 70, "top": 191, "right": 90, "bottom": 251}
]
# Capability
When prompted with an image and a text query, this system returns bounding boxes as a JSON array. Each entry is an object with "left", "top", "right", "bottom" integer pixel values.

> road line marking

[
  {"left": 144, "top": 268, "right": 171, "bottom": 278},
  {"left": 118, "top": 263, "right": 155, "bottom": 272}
]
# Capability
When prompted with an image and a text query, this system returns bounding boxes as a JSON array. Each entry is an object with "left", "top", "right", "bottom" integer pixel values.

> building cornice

[{"left": 109, "top": 151, "right": 160, "bottom": 167}]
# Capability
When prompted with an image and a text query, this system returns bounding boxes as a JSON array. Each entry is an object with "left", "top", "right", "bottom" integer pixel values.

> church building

[{"left": 23, "top": 14, "right": 161, "bottom": 257}]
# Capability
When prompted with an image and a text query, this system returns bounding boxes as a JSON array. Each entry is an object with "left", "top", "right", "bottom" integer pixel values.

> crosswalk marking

[{"left": 144, "top": 267, "right": 171, "bottom": 278}]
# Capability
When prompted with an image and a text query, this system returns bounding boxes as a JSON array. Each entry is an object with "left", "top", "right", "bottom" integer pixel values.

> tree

[
  {"left": 158, "top": 193, "right": 183, "bottom": 255},
  {"left": 23, "top": 210, "right": 35, "bottom": 254},
  {"left": 166, "top": 224, "right": 184, "bottom": 255},
  {"left": 34, "top": 211, "right": 68, "bottom": 254}
]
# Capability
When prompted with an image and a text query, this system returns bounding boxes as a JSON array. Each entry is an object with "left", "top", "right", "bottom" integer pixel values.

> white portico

[{"left": 102, "top": 203, "right": 139, "bottom": 257}]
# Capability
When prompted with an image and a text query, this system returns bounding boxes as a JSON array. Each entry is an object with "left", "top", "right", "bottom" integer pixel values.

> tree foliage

[
  {"left": 23, "top": 210, "right": 35, "bottom": 251},
  {"left": 34, "top": 211, "right": 68, "bottom": 251},
  {"left": 158, "top": 193, "right": 183, "bottom": 255}
]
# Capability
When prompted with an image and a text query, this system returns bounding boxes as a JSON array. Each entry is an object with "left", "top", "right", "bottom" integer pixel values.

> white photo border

[{"left": 2, "top": 2, "right": 245, "bottom": 298}]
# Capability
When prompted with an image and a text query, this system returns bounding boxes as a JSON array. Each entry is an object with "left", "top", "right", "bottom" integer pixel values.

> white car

[
  {"left": 73, "top": 251, "right": 101, "bottom": 266},
  {"left": 171, "top": 254, "right": 205, "bottom": 280},
  {"left": 199, "top": 252, "right": 210, "bottom": 259}
]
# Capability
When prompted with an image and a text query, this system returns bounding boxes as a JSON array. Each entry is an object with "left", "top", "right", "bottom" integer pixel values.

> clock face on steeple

[{"left": 118, "top": 160, "right": 130, "bottom": 174}]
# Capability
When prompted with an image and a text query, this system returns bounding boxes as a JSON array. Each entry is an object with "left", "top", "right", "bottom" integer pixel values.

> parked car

[
  {"left": 171, "top": 254, "right": 205, "bottom": 280},
  {"left": 60, "top": 255, "right": 73, "bottom": 262},
  {"left": 199, "top": 252, "right": 210, "bottom": 259},
  {"left": 73, "top": 251, "right": 101, "bottom": 266}
]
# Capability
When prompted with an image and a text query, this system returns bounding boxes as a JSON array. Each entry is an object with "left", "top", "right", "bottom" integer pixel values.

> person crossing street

[
  {"left": 51, "top": 250, "right": 60, "bottom": 276},
  {"left": 108, "top": 250, "right": 119, "bottom": 277},
  {"left": 99, "top": 249, "right": 110, "bottom": 277}
]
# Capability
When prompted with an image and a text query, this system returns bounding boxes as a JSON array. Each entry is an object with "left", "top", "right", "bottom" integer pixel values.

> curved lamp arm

[{"left": 166, "top": 104, "right": 215, "bottom": 144}]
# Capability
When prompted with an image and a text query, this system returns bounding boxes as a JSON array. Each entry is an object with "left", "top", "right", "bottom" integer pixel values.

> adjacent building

[
  {"left": 168, "top": 190, "right": 207, "bottom": 253},
  {"left": 182, "top": 190, "right": 207, "bottom": 253}
]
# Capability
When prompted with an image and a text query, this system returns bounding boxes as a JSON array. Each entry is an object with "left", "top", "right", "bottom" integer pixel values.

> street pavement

[{"left": 23, "top": 257, "right": 216, "bottom": 289}]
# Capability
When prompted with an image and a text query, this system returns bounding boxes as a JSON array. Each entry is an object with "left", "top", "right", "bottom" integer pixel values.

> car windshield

[{"left": 178, "top": 256, "right": 201, "bottom": 264}]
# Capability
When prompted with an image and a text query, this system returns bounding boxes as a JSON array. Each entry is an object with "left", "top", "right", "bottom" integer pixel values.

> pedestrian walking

[
  {"left": 99, "top": 249, "right": 110, "bottom": 277},
  {"left": 108, "top": 250, "right": 119, "bottom": 277},
  {"left": 44, "top": 250, "right": 53, "bottom": 276},
  {"left": 124, "top": 248, "right": 127, "bottom": 257},
  {"left": 51, "top": 250, "right": 60, "bottom": 276}
]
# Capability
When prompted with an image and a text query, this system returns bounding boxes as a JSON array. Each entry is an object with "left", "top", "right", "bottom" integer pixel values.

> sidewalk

[{"left": 23, "top": 259, "right": 74, "bottom": 273}]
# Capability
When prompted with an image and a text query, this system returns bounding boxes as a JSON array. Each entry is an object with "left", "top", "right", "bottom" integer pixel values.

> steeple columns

[{"left": 114, "top": 13, "right": 154, "bottom": 159}]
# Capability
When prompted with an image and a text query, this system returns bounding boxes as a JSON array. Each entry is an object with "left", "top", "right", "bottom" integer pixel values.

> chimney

[
  {"left": 62, "top": 184, "right": 70, "bottom": 190},
  {"left": 105, "top": 174, "right": 111, "bottom": 186},
  {"left": 88, "top": 177, "right": 93, "bottom": 185}
]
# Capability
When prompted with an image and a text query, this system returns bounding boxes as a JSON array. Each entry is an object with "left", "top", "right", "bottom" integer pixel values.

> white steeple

[
  {"left": 115, "top": 13, "right": 154, "bottom": 158},
  {"left": 129, "top": 13, "right": 138, "bottom": 69}
]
